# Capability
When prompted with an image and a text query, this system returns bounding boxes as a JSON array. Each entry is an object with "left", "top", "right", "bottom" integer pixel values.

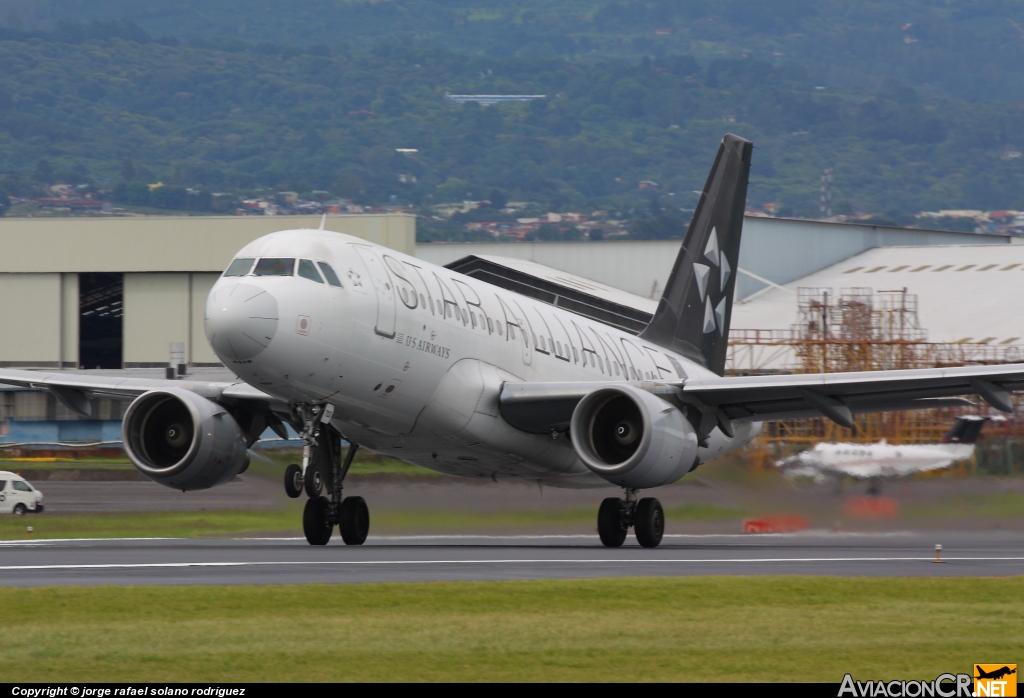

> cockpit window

[
  {"left": 253, "top": 258, "right": 295, "bottom": 276},
  {"left": 318, "top": 262, "right": 343, "bottom": 287},
  {"left": 223, "top": 258, "right": 255, "bottom": 277},
  {"left": 298, "top": 259, "right": 324, "bottom": 283}
]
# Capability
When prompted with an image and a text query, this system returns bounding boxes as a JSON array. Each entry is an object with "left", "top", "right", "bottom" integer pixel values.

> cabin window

[
  {"left": 318, "top": 262, "right": 343, "bottom": 287},
  {"left": 253, "top": 258, "right": 295, "bottom": 276},
  {"left": 223, "top": 257, "right": 255, "bottom": 277},
  {"left": 487, "top": 317, "right": 494, "bottom": 333},
  {"left": 298, "top": 259, "right": 324, "bottom": 283},
  {"left": 573, "top": 347, "right": 579, "bottom": 362},
  {"left": 497, "top": 323, "right": 503, "bottom": 336}
]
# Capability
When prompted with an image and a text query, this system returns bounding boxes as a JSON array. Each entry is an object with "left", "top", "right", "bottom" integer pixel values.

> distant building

[{"left": 444, "top": 94, "right": 546, "bottom": 106}]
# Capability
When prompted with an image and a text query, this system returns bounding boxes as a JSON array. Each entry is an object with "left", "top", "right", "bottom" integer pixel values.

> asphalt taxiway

[{"left": 1, "top": 530, "right": 1021, "bottom": 586}]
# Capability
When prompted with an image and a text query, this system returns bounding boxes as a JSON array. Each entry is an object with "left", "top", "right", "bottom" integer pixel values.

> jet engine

[
  {"left": 122, "top": 388, "right": 249, "bottom": 491},
  {"left": 569, "top": 384, "right": 699, "bottom": 489}
]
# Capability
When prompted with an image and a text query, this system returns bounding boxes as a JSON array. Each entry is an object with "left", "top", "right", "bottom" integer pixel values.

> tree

[
  {"left": 114, "top": 181, "right": 151, "bottom": 206},
  {"left": 120, "top": 160, "right": 137, "bottom": 182},
  {"left": 487, "top": 188, "right": 508, "bottom": 209},
  {"left": 32, "top": 159, "right": 54, "bottom": 185}
]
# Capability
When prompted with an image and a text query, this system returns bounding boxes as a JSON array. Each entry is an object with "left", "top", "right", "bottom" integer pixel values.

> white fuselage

[
  {"left": 205, "top": 229, "right": 760, "bottom": 488},
  {"left": 780, "top": 440, "right": 976, "bottom": 480}
]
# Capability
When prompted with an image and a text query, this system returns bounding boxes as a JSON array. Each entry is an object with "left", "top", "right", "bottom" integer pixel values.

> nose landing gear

[
  {"left": 597, "top": 489, "right": 664, "bottom": 549},
  {"left": 284, "top": 404, "right": 370, "bottom": 546}
]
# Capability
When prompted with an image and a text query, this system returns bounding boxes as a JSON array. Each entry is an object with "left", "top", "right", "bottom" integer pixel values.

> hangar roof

[{"left": 731, "top": 243, "right": 1024, "bottom": 349}]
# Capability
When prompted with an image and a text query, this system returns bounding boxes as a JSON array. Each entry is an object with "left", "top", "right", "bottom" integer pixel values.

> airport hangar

[{"left": 0, "top": 214, "right": 1010, "bottom": 442}]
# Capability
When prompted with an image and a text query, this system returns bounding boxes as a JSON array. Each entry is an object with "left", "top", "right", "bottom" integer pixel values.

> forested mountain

[
  {"left": 5, "top": 0, "right": 1024, "bottom": 101},
  {"left": 1, "top": 4, "right": 1023, "bottom": 220}
]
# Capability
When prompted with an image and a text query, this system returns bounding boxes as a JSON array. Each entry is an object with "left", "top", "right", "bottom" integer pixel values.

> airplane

[
  {"left": 775, "top": 415, "right": 1000, "bottom": 492},
  {"left": 975, "top": 666, "right": 1017, "bottom": 681},
  {"left": 2, "top": 134, "right": 1024, "bottom": 549}
]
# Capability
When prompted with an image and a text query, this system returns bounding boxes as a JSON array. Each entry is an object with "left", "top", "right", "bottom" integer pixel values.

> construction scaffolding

[{"left": 728, "top": 286, "right": 1024, "bottom": 469}]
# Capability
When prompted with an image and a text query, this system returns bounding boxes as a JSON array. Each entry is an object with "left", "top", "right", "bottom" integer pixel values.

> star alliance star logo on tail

[{"left": 693, "top": 227, "right": 731, "bottom": 335}]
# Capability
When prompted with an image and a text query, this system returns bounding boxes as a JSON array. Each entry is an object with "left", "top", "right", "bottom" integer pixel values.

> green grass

[
  {"left": 0, "top": 502, "right": 745, "bottom": 540},
  {"left": 904, "top": 492, "right": 1024, "bottom": 519},
  {"left": 2, "top": 577, "right": 1021, "bottom": 681}
]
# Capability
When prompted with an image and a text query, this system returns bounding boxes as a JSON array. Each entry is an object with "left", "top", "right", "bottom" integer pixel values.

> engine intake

[
  {"left": 122, "top": 388, "right": 249, "bottom": 491},
  {"left": 570, "top": 384, "right": 699, "bottom": 489}
]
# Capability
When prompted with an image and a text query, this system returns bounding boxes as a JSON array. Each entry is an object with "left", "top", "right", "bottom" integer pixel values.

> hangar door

[{"left": 79, "top": 273, "right": 123, "bottom": 369}]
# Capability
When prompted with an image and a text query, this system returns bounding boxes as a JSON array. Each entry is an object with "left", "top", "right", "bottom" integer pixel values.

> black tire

[
  {"left": 339, "top": 496, "right": 370, "bottom": 546},
  {"left": 597, "top": 497, "right": 627, "bottom": 548},
  {"left": 303, "top": 496, "right": 332, "bottom": 545},
  {"left": 304, "top": 464, "right": 325, "bottom": 498},
  {"left": 284, "top": 464, "right": 303, "bottom": 499},
  {"left": 13, "top": 503, "right": 27, "bottom": 516},
  {"left": 634, "top": 497, "right": 665, "bottom": 548}
]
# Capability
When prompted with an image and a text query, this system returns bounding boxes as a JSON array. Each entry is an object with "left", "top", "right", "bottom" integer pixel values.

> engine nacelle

[
  {"left": 569, "top": 384, "right": 699, "bottom": 489},
  {"left": 122, "top": 388, "right": 249, "bottom": 491}
]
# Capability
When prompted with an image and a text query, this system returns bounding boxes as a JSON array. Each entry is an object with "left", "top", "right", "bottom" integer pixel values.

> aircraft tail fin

[
  {"left": 941, "top": 416, "right": 989, "bottom": 444},
  {"left": 638, "top": 134, "right": 753, "bottom": 375}
]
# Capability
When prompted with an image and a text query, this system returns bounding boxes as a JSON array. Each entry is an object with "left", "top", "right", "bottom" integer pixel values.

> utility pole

[{"left": 820, "top": 168, "right": 833, "bottom": 218}]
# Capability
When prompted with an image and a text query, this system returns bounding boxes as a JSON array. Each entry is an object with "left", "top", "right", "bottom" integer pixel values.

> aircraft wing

[
  {"left": 499, "top": 362, "right": 1024, "bottom": 434},
  {"left": 0, "top": 367, "right": 282, "bottom": 418}
]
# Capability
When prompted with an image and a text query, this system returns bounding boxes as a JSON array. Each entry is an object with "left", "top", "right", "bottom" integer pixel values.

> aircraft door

[{"left": 352, "top": 245, "right": 397, "bottom": 338}]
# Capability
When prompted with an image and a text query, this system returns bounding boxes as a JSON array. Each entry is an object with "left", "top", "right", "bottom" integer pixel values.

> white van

[{"left": 0, "top": 471, "right": 44, "bottom": 515}]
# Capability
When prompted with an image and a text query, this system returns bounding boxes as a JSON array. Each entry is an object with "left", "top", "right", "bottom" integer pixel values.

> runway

[{"left": 1, "top": 530, "right": 1022, "bottom": 586}]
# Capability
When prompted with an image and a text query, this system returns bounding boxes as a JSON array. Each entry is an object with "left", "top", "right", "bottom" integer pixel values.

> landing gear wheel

[
  {"left": 339, "top": 496, "right": 370, "bottom": 545},
  {"left": 304, "top": 464, "right": 325, "bottom": 498},
  {"left": 12, "top": 503, "right": 26, "bottom": 516},
  {"left": 634, "top": 497, "right": 664, "bottom": 548},
  {"left": 597, "top": 497, "right": 627, "bottom": 548},
  {"left": 284, "top": 464, "right": 303, "bottom": 499},
  {"left": 303, "top": 496, "right": 332, "bottom": 545}
]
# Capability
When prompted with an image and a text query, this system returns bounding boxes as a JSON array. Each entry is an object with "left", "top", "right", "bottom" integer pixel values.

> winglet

[
  {"left": 638, "top": 134, "right": 753, "bottom": 375},
  {"left": 319, "top": 214, "right": 326, "bottom": 231}
]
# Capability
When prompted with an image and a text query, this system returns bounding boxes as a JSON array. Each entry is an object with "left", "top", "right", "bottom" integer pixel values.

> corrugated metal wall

[{"left": 415, "top": 217, "right": 1009, "bottom": 301}]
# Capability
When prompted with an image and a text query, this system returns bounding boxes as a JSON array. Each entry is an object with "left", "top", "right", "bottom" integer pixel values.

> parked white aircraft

[
  {"left": 775, "top": 416, "right": 998, "bottom": 487},
  {"left": 2, "top": 135, "right": 1023, "bottom": 548}
]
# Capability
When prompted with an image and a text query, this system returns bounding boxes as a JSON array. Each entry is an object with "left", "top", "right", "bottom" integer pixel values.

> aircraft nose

[{"left": 205, "top": 282, "right": 279, "bottom": 361}]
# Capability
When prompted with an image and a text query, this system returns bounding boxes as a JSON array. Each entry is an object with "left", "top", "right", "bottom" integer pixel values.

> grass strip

[
  {"left": 904, "top": 492, "right": 1024, "bottom": 519},
  {"left": 2, "top": 576, "right": 1022, "bottom": 681},
  {"left": 0, "top": 502, "right": 744, "bottom": 540}
]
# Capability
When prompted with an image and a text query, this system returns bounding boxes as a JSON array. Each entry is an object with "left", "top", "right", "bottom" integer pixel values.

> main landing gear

[
  {"left": 597, "top": 489, "right": 664, "bottom": 549},
  {"left": 282, "top": 405, "right": 370, "bottom": 546}
]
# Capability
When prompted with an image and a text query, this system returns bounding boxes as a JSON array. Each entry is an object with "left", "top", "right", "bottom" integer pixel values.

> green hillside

[
  {"left": 7, "top": 0, "right": 1024, "bottom": 101},
  {"left": 1, "top": 8, "right": 1023, "bottom": 220}
]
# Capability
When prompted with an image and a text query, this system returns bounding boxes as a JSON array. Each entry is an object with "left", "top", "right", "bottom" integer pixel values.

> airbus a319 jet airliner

[{"left": 3, "top": 135, "right": 1024, "bottom": 548}]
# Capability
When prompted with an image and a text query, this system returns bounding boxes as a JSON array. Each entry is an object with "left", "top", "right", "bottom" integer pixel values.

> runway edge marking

[{"left": 4, "top": 556, "right": 1024, "bottom": 571}]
